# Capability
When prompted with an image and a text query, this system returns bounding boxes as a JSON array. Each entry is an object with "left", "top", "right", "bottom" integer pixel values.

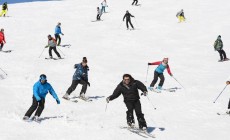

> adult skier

[
  {"left": 148, "top": 58, "right": 173, "bottom": 92},
  {"left": 0, "top": 28, "right": 6, "bottom": 51},
  {"left": 176, "top": 9, "right": 185, "bottom": 23},
  {"left": 123, "top": 10, "right": 135, "bottom": 30},
  {"left": 54, "top": 22, "right": 64, "bottom": 46},
  {"left": 23, "top": 74, "right": 60, "bottom": 122},
  {"left": 46, "top": 34, "right": 61, "bottom": 59},
  {"left": 106, "top": 74, "right": 148, "bottom": 130},
  {"left": 0, "top": 2, "right": 8, "bottom": 17},
  {"left": 101, "top": 0, "right": 108, "bottom": 13},
  {"left": 96, "top": 7, "right": 102, "bottom": 20},
  {"left": 226, "top": 81, "right": 230, "bottom": 114},
  {"left": 63, "top": 57, "right": 90, "bottom": 100},
  {"left": 214, "top": 35, "right": 228, "bottom": 61},
  {"left": 132, "top": 0, "right": 138, "bottom": 6}
]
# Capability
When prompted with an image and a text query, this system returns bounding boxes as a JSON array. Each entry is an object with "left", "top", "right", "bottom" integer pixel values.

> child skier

[
  {"left": 176, "top": 9, "right": 186, "bottom": 23},
  {"left": 54, "top": 22, "right": 64, "bottom": 46},
  {"left": 0, "top": 28, "right": 6, "bottom": 51},
  {"left": 23, "top": 74, "right": 60, "bottom": 122},
  {"left": 63, "top": 57, "right": 90, "bottom": 100},
  {"left": 123, "top": 10, "right": 135, "bottom": 30},
  {"left": 0, "top": 2, "right": 8, "bottom": 17},
  {"left": 97, "top": 7, "right": 102, "bottom": 20},
  {"left": 148, "top": 58, "right": 173, "bottom": 92},
  {"left": 46, "top": 34, "right": 61, "bottom": 59},
  {"left": 106, "top": 74, "right": 148, "bottom": 130},
  {"left": 214, "top": 35, "right": 228, "bottom": 62}
]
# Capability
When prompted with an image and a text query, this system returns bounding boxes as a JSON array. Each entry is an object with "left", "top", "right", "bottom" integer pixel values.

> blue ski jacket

[
  {"left": 73, "top": 63, "right": 89, "bottom": 81},
  {"left": 55, "top": 25, "right": 62, "bottom": 35}
]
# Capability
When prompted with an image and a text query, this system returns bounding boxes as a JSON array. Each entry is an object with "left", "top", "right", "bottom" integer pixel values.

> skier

[
  {"left": 106, "top": 74, "right": 148, "bottom": 130},
  {"left": 23, "top": 74, "right": 60, "bottom": 122},
  {"left": 101, "top": 0, "right": 108, "bottom": 13},
  {"left": 0, "top": 2, "right": 8, "bottom": 17},
  {"left": 46, "top": 34, "right": 61, "bottom": 59},
  {"left": 0, "top": 28, "right": 6, "bottom": 51},
  {"left": 63, "top": 57, "right": 90, "bottom": 100},
  {"left": 226, "top": 81, "right": 230, "bottom": 114},
  {"left": 123, "top": 10, "right": 135, "bottom": 30},
  {"left": 54, "top": 22, "right": 64, "bottom": 46},
  {"left": 176, "top": 9, "right": 186, "bottom": 23},
  {"left": 132, "top": 0, "right": 138, "bottom": 6},
  {"left": 148, "top": 58, "right": 173, "bottom": 92},
  {"left": 96, "top": 7, "right": 102, "bottom": 20},
  {"left": 214, "top": 35, "right": 228, "bottom": 62}
]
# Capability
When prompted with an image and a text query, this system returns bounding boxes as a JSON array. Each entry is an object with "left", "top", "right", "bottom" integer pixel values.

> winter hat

[
  {"left": 40, "top": 74, "right": 47, "bottom": 81},
  {"left": 0, "top": 28, "right": 4, "bottom": 32},
  {"left": 82, "top": 57, "right": 87, "bottom": 63},
  {"left": 218, "top": 35, "right": 221, "bottom": 38}
]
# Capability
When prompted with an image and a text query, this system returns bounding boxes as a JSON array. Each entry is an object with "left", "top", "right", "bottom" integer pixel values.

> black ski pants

[
  {"left": 132, "top": 0, "right": 138, "bottom": 5},
  {"left": 126, "top": 19, "right": 134, "bottom": 29},
  {"left": 66, "top": 80, "right": 87, "bottom": 95},
  {"left": 228, "top": 99, "right": 230, "bottom": 109},
  {"left": 55, "top": 34, "right": 61, "bottom": 46},
  {"left": 49, "top": 46, "right": 61, "bottom": 58},
  {"left": 150, "top": 71, "right": 165, "bottom": 87},
  {"left": 0, "top": 43, "right": 4, "bottom": 50},
  {"left": 97, "top": 14, "right": 101, "bottom": 20},
  {"left": 124, "top": 100, "right": 147, "bottom": 128},
  {"left": 218, "top": 50, "right": 227, "bottom": 60},
  {"left": 25, "top": 96, "right": 45, "bottom": 117}
]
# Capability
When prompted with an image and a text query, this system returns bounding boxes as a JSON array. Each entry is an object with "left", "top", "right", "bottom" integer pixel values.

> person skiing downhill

[
  {"left": 23, "top": 74, "right": 60, "bottom": 122},
  {"left": 0, "top": 28, "right": 6, "bottom": 51},
  {"left": 63, "top": 57, "right": 90, "bottom": 100},
  {"left": 132, "top": 0, "right": 138, "bottom": 6},
  {"left": 46, "top": 34, "right": 61, "bottom": 59},
  {"left": 123, "top": 10, "right": 135, "bottom": 30},
  {"left": 96, "top": 7, "right": 102, "bottom": 20},
  {"left": 226, "top": 81, "right": 230, "bottom": 114},
  {"left": 214, "top": 35, "right": 228, "bottom": 62},
  {"left": 106, "top": 74, "right": 148, "bottom": 130},
  {"left": 0, "top": 2, "right": 8, "bottom": 17},
  {"left": 54, "top": 22, "right": 64, "bottom": 46},
  {"left": 148, "top": 58, "right": 173, "bottom": 92},
  {"left": 176, "top": 9, "right": 186, "bottom": 23},
  {"left": 101, "top": 0, "right": 108, "bottom": 13}
]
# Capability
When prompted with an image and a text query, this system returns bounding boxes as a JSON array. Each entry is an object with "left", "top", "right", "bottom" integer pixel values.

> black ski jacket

[
  {"left": 2, "top": 3, "right": 7, "bottom": 10},
  {"left": 109, "top": 79, "right": 147, "bottom": 101},
  {"left": 123, "top": 13, "right": 134, "bottom": 21}
]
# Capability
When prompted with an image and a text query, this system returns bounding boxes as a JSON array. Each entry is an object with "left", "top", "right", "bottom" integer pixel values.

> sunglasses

[{"left": 124, "top": 78, "right": 130, "bottom": 81}]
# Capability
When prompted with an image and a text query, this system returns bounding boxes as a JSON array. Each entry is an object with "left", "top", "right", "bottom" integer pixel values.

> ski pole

[
  {"left": 38, "top": 47, "right": 46, "bottom": 58},
  {"left": 172, "top": 76, "right": 185, "bottom": 89},
  {"left": 0, "top": 67, "right": 7, "bottom": 75},
  {"left": 145, "top": 65, "right": 149, "bottom": 83},
  {"left": 213, "top": 85, "right": 228, "bottom": 103},
  {"left": 105, "top": 102, "right": 108, "bottom": 112},
  {"left": 57, "top": 47, "right": 65, "bottom": 56},
  {"left": 146, "top": 95, "right": 157, "bottom": 110}
]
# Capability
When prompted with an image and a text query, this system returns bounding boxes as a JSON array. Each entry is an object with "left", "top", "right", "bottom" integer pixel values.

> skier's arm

[
  {"left": 136, "top": 80, "right": 148, "bottom": 93},
  {"left": 167, "top": 65, "right": 173, "bottom": 76},
  {"left": 123, "top": 14, "right": 126, "bottom": 21},
  {"left": 48, "top": 84, "right": 59, "bottom": 100},
  {"left": 33, "top": 83, "right": 41, "bottom": 101},
  {"left": 148, "top": 61, "right": 161, "bottom": 65},
  {"left": 109, "top": 85, "right": 122, "bottom": 101},
  {"left": 3, "top": 35, "right": 5, "bottom": 43},
  {"left": 130, "top": 14, "right": 134, "bottom": 17}
]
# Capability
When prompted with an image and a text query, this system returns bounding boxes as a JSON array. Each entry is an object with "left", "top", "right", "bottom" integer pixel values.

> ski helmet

[
  {"left": 0, "top": 28, "right": 4, "bottom": 32},
  {"left": 40, "top": 74, "right": 47, "bottom": 81}
]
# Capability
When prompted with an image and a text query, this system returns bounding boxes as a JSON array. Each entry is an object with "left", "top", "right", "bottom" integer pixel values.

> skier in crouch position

[
  {"left": 0, "top": 28, "right": 6, "bottom": 51},
  {"left": 63, "top": 57, "right": 90, "bottom": 100},
  {"left": 148, "top": 58, "right": 173, "bottom": 92},
  {"left": 54, "top": 22, "right": 64, "bottom": 46},
  {"left": 0, "top": 2, "right": 8, "bottom": 17},
  {"left": 23, "top": 74, "right": 60, "bottom": 122},
  {"left": 106, "top": 74, "right": 148, "bottom": 130},
  {"left": 214, "top": 35, "right": 228, "bottom": 62},
  {"left": 176, "top": 9, "right": 186, "bottom": 23},
  {"left": 123, "top": 10, "right": 135, "bottom": 30},
  {"left": 46, "top": 34, "right": 61, "bottom": 59}
]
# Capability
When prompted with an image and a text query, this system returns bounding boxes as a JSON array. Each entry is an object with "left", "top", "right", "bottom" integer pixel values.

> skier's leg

[
  {"left": 66, "top": 80, "right": 79, "bottom": 95},
  {"left": 35, "top": 98, "right": 45, "bottom": 117},
  {"left": 24, "top": 96, "right": 39, "bottom": 117},
  {"left": 129, "top": 20, "right": 134, "bottom": 29},
  {"left": 126, "top": 20, "right": 129, "bottom": 29},
  {"left": 132, "top": 0, "right": 135, "bottom": 5},
  {"left": 158, "top": 74, "right": 165, "bottom": 87},
  {"left": 97, "top": 14, "right": 99, "bottom": 20},
  {"left": 134, "top": 100, "right": 147, "bottom": 129},
  {"left": 53, "top": 47, "right": 61, "bottom": 58},
  {"left": 221, "top": 50, "right": 227, "bottom": 59},
  {"left": 3, "top": 10, "right": 6, "bottom": 17},
  {"left": 49, "top": 47, "right": 53, "bottom": 58},
  {"left": 0, "top": 43, "right": 4, "bottom": 51},
  {"left": 136, "top": 0, "right": 138, "bottom": 5},
  {"left": 150, "top": 71, "right": 159, "bottom": 87},
  {"left": 79, "top": 80, "right": 88, "bottom": 95},
  {"left": 54, "top": 34, "right": 58, "bottom": 43},
  {"left": 125, "top": 101, "right": 135, "bottom": 125},
  {"left": 57, "top": 35, "right": 61, "bottom": 46},
  {"left": 218, "top": 50, "right": 223, "bottom": 60}
]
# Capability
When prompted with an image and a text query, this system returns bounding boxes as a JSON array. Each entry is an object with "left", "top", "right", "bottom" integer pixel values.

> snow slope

[{"left": 0, "top": 0, "right": 230, "bottom": 139}]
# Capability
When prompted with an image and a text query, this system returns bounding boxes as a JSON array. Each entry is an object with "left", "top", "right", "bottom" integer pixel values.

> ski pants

[
  {"left": 66, "top": 80, "right": 87, "bottom": 95},
  {"left": 132, "top": 0, "right": 138, "bottom": 5},
  {"left": 125, "top": 100, "right": 147, "bottom": 128},
  {"left": 54, "top": 34, "right": 61, "bottom": 46},
  {"left": 97, "top": 14, "right": 101, "bottom": 20},
  {"left": 178, "top": 16, "right": 185, "bottom": 22},
  {"left": 0, "top": 42, "right": 4, "bottom": 50},
  {"left": 49, "top": 46, "right": 61, "bottom": 58},
  {"left": 25, "top": 96, "right": 45, "bottom": 117},
  {"left": 217, "top": 50, "right": 227, "bottom": 60},
  {"left": 228, "top": 99, "right": 230, "bottom": 109},
  {"left": 101, "top": 6, "right": 106, "bottom": 13},
  {"left": 0, "top": 10, "right": 7, "bottom": 17},
  {"left": 150, "top": 71, "right": 165, "bottom": 87},
  {"left": 126, "top": 19, "right": 134, "bottom": 29}
]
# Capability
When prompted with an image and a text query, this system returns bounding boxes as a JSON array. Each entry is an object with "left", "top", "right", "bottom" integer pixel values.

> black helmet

[
  {"left": 48, "top": 34, "right": 51, "bottom": 38},
  {"left": 39, "top": 74, "right": 47, "bottom": 81}
]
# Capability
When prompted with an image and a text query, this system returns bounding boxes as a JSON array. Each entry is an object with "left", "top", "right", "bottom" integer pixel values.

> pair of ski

[
  {"left": 121, "top": 126, "right": 155, "bottom": 138},
  {"left": 0, "top": 50, "right": 12, "bottom": 53},
  {"left": 148, "top": 87, "right": 179, "bottom": 93},
  {"left": 63, "top": 96, "right": 92, "bottom": 103},
  {"left": 57, "top": 44, "right": 71, "bottom": 48},
  {"left": 218, "top": 58, "right": 229, "bottom": 62},
  {"left": 217, "top": 112, "right": 230, "bottom": 115},
  {"left": 45, "top": 57, "right": 64, "bottom": 60}
]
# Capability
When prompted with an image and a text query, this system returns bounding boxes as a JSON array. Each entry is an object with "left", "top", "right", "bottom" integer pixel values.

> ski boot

[
  {"left": 62, "top": 93, "right": 70, "bottom": 100},
  {"left": 32, "top": 116, "right": 41, "bottom": 123},
  {"left": 156, "top": 86, "right": 162, "bottom": 93},
  {"left": 23, "top": 116, "right": 30, "bottom": 121},
  {"left": 127, "top": 122, "right": 135, "bottom": 128}
]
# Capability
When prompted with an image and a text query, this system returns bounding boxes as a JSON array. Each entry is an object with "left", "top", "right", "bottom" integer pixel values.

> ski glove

[
  {"left": 56, "top": 98, "right": 60, "bottom": 104},
  {"left": 148, "top": 63, "right": 151, "bottom": 65},
  {"left": 35, "top": 96, "right": 41, "bottom": 102},
  {"left": 143, "top": 91, "right": 148, "bottom": 96},
  {"left": 170, "top": 74, "right": 173, "bottom": 76},
  {"left": 226, "top": 81, "right": 230, "bottom": 85},
  {"left": 106, "top": 97, "right": 110, "bottom": 103},
  {"left": 82, "top": 73, "right": 86, "bottom": 78},
  {"left": 87, "top": 82, "right": 90, "bottom": 87}
]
